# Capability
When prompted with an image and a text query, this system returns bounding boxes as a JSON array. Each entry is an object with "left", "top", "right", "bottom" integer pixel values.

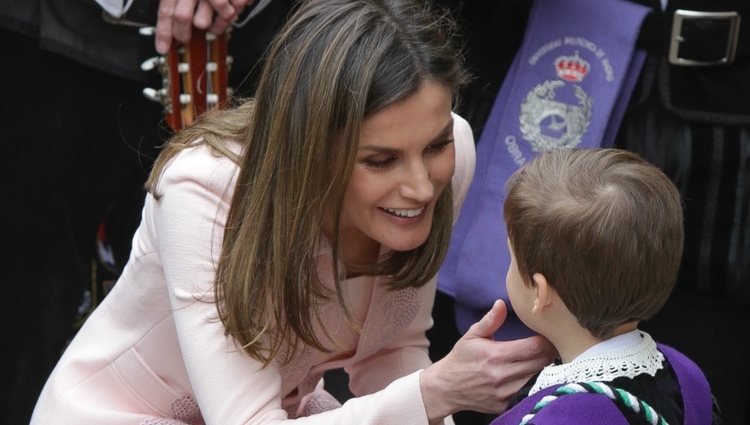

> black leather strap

[{"left": 637, "top": 9, "right": 749, "bottom": 63}]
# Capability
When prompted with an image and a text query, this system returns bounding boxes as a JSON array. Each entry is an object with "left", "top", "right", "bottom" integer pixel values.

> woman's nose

[{"left": 400, "top": 163, "right": 434, "bottom": 202}]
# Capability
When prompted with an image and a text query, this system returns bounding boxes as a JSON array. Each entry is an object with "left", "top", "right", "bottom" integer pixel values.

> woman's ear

[{"left": 531, "top": 272, "right": 552, "bottom": 314}]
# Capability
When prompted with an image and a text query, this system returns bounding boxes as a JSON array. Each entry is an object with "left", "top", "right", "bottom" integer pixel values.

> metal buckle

[{"left": 669, "top": 9, "right": 741, "bottom": 66}]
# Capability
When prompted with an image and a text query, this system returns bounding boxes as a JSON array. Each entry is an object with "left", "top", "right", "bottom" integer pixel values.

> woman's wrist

[{"left": 420, "top": 362, "right": 455, "bottom": 424}]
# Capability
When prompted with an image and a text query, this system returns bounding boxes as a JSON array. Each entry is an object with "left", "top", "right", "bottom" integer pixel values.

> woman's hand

[
  {"left": 155, "top": 0, "right": 253, "bottom": 54},
  {"left": 420, "top": 300, "right": 556, "bottom": 424}
]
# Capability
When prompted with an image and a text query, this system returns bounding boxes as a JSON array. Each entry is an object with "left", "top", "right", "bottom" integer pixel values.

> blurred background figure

[{"left": 0, "top": 1, "right": 294, "bottom": 423}]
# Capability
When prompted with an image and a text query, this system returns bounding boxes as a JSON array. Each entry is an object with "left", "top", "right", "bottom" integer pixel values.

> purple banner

[{"left": 439, "top": 0, "right": 651, "bottom": 339}]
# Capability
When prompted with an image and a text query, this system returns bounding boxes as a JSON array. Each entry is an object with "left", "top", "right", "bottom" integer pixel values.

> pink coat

[{"left": 31, "top": 114, "right": 475, "bottom": 425}]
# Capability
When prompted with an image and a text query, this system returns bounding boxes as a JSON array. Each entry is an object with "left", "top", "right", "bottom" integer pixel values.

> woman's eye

[
  {"left": 363, "top": 156, "right": 397, "bottom": 169},
  {"left": 426, "top": 139, "right": 454, "bottom": 154}
]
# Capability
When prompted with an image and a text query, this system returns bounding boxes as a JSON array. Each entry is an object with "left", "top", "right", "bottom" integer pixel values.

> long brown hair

[{"left": 146, "top": 0, "right": 466, "bottom": 366}]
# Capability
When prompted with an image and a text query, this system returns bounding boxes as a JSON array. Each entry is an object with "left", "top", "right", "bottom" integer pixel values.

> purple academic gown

[{"left": 490, "top": 345, "right": 713, "bottom": 425}]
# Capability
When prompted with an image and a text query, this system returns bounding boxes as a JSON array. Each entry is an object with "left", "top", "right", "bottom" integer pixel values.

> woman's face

[{"left": 336, "top": 81, "right": 455, "bottom": 262}]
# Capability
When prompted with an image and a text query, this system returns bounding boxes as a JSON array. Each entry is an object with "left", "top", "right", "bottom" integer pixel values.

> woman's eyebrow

[
  {"left": 359, "top": 119, "right": 454, "bottom": 154},
  {"left": 432, "top": 119, "right": 454, "bottom": 141}
]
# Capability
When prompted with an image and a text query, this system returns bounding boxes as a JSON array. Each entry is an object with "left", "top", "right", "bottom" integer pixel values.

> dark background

[{"left": 3, "top": 0, "right": 747, "bottom": 424}]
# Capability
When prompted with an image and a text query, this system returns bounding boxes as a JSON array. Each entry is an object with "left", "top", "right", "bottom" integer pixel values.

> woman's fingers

[
  {"left": 464, "top": 299, "right": 508, "bottom": 340},
  {"left": 422, "top": 313, "right": 556, "bottom": 416},
  {"left": 486, "top": 335, "right": 556, "bottom": 364}
]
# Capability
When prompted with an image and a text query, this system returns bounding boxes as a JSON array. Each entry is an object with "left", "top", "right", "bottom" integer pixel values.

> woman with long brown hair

[{"left": 31, "top": 1, "right": 553, "bottom": 423}]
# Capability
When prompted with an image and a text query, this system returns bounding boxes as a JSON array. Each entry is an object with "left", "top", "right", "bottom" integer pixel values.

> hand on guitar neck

[{"left": 154, "top": 0, "right": 254, "bottom": 54}]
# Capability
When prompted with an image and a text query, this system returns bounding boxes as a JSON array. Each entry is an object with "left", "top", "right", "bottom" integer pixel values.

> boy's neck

[{"left": 550, "top": 322, "right": 638, "bottom": 363}]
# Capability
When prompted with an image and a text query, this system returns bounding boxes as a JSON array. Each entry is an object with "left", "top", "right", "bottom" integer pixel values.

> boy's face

[{"left": 506, "top": 239, "right": 536, "bottom": 330}]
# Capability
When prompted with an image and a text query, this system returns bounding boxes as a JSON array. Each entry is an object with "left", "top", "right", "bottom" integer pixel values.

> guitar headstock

[{"left": 140, "top": 28, "right": 232, "bottom": 132}]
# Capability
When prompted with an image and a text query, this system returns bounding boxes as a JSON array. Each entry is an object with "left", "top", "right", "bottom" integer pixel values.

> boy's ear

[{"left": 531, "top": 272, "right": 553, "bottom": 314}]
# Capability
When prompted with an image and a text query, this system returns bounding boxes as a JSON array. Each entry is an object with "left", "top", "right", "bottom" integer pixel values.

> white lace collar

[{"left": 529, "top": 330, "right": 665, "bottom": 395}]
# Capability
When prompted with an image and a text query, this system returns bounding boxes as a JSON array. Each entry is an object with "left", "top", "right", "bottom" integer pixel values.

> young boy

[{"left": 490, "top": 148, "right": 719, "bottom": 425}]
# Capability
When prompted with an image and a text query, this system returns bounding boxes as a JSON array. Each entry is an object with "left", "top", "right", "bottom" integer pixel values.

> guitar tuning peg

[
  {"left": 179, "top": 94, "right": 192, "bottom": 105},
  {"left": 141, "top": 56, "right": 164, "bottom": 72},
  {"left": 143, "top": 87, "right": 168, "bottom": 104},
  {"left": 139, "top": 26, "right": 156, "bottom": 36}
]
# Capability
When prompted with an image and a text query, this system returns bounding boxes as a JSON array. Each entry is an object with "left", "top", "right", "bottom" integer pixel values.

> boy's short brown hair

[{"left": 504, "top": 148, "right": 684, "bottom": 339}]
